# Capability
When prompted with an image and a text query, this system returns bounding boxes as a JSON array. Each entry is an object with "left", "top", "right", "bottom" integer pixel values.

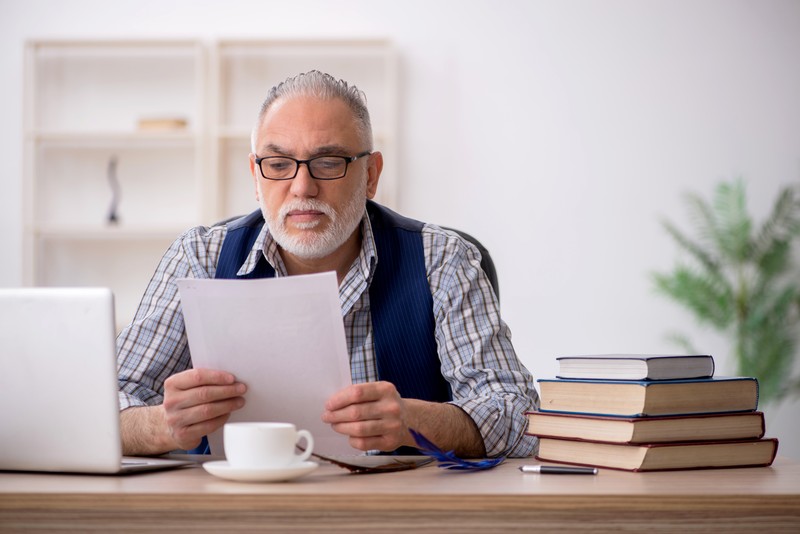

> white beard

[{"left": 264, "top": 180, "right": 367, "bottom": 260}]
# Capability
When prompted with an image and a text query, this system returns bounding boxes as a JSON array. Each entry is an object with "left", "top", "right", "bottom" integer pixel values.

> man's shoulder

[
  {"left": 223, "top": 210, "right": 264, "bottom": 232},
  {"left": 367, "top": 200, "right": 425, "bottom": 232},
  {"left": 421, "top": 223, "right": 476, "bottom": 257},
  {"left": 178, "top": 222, "right": 227, "bottom": 242},
  {"left": 170, "top": 222, "right": 228, "bottom": 259}
]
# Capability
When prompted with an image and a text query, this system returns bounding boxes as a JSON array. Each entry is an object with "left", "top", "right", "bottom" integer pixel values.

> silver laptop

[{"left": 0, "top": 287, "right": 192, "bottom": 474}]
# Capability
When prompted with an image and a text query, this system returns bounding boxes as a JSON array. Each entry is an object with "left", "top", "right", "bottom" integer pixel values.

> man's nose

[{"left": 289, "top": 163, "right": 319, "bottom": 197}]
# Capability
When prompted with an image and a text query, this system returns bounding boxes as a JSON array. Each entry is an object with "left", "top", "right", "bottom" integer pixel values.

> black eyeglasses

[{"left": 255, "top": 151, "right": 372, "bottom": 181}]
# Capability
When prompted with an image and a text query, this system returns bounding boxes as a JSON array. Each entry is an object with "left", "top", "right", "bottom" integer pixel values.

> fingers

[
  {"left": 164, "top": 369, "right": 240, "bottom": 417},
  {"left": 165, "top": 393, "right": 245, "bottom": 432},
  {"left": 323, "top": 392, "right": 402, "bottom": 424},
  {"left": 167, "top": 411, "right": 235, "bottom": 451},
  {"left": 322, "top": 382, "right": 409, "bottom": 452},
  {"left": 162, "top": 368, "right": 247, "bottom": 450},
  {"left": 347, "top": 433, "right": 404, "bottom": 452},
  {"left": 331, "top": 417, "right": 406, "bottom": 451},
  {"left": 166, "top": 368, "right": 237, "bottom": 391},
  {"left": 324, "top": 381, "right": 396, "bottom": 412},
  {"left": 164, "top": 380, "right": 246, "bottom": 412}
]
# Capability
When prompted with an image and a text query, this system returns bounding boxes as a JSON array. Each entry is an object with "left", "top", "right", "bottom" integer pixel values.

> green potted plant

[{"left": 652, "top": 179, "right": 800, "bottom": 404}]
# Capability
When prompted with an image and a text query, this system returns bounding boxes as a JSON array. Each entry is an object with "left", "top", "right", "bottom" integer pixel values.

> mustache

[{"left": 278, "top": 199, "right": 336, "bottom": 221}]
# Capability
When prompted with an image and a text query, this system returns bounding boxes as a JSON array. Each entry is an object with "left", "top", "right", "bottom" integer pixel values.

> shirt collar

[{"left": 234, "top": 222, "right": 283, "bottom": 277}]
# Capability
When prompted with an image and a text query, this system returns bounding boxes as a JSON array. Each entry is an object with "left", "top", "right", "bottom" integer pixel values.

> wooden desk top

[{"left": 2, "top": 457, "right": 799, "bottom": 532}]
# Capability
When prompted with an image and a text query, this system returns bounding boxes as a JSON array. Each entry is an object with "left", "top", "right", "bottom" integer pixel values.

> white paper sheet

[{"left": 176, "top": 272, "right": 356, "bottom": 456}]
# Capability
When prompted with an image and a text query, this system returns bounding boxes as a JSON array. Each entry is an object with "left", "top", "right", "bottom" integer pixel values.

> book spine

[
  {"left": 538, "top": 376, "right": 756, "bottom": 385},
  {"left": 537, "top": 407, "right": 648, "bottom": 418},
  {"left": 535, "top": 438, "right": 778, "bottom": 472},
  {"left": 536, "top": 407, "right": 757, "bottom": 417},
  {"left": 525, "top": 411, "right": 767, "bottom": 443}
]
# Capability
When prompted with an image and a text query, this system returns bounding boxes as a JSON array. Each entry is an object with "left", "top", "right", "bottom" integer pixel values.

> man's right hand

[
  {"left": 121, "top": 368, "right": 247, "bottom": 455},
  {"left": 162, "top": 368, "right": 247, "bottom": 450}
]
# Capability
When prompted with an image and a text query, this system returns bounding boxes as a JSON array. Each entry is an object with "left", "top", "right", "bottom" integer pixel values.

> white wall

[{"left": 2, "top": 0, "right": 799, "bottom": 458}]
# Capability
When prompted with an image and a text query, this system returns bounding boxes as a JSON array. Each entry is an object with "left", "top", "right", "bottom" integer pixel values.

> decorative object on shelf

[
  {"left": 652, "top": 179, "right": 800, "bottom": 403},
  {"left": 136, "top": 116, "right": 188, "bottom": 131},
  {"left": 106, "top": 155, "right": 120, "bottom": 225}
]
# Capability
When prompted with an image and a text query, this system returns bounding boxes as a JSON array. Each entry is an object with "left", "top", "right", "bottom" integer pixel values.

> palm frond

[
  {"left": 738, "top": 321, "right": 797, "bottom": 402},
  {"left": 754, "top": 239, "right": 791, "bottom": 288},
  {"left": 663, "top": 331, "right": 699, "bottom": 353},
  {"left": 652, "top": 267, "right": 734, "bottom": 329},
  {"left": 752, "top": 187, "right": 800, "bottom": 273},
  {"left": 744, "top": 284, "right": 799, "bottom": 333},
  {"left": 660, "top": 218, "right": 720, "bottom": 274},
  {"left": 712, "top": 180, "right": 752, "bottom": 263},
  {"left": 682, "top": 191, "right": 721, "bottom": 253}
]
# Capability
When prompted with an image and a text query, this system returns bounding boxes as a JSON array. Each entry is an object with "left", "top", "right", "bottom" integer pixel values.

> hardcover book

[
  {"left": 537, "top": 376, "right": 759, "bottom": 417},
  {"left": 556, "top": 354, "right": 714, "bottom": 381},
  {"left": 535, "top": 436, "right": 778, "bottom": 472},
  {"left": 526, "top": 410, "right": 766, "bottom": 444}
]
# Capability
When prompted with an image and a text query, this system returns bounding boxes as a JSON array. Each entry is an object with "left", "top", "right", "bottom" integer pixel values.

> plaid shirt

[{"left": 117, "top": 210, "right": 538, "bottom": 457}]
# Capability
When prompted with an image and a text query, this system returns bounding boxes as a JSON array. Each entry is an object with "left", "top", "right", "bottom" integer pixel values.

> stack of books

[{"left": 527, "top": 354, "right": 779, "bottom": 471}]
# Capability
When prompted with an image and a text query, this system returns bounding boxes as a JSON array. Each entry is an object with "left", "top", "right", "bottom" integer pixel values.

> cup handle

[{"left": 295, "top": 429, "right": 314, "bottom": 462}]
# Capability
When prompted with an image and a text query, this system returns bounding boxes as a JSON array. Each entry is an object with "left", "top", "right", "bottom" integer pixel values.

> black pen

[{"left": 519, "top": 465, "right": 598, "bottom": 475}]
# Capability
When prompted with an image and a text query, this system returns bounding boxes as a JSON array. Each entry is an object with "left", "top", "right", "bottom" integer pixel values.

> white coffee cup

[{"left": 224, "top": 422, "right": 314, "bottom": 469}]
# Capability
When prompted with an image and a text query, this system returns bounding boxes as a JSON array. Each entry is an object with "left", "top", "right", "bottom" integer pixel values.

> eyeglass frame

[{"left": 254, "top": 151, "right": 372, "bottom": 181}]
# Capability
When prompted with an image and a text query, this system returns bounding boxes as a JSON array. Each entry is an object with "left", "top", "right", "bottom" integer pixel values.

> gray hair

[{"left": 250, "top": 70, "right": 373, "bottom": 153}]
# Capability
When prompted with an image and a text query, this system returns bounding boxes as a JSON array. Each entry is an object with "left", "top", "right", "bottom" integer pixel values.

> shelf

[
  {"left": 29, "top": 41, "right": 203, "bottom": 134},
  {"left": 34, "top": 224, "right": 189, "bottom": 241},
  {"left": 30, "top": 131, "right": 198, "bottom": 148},
  {"left": 217, "top": 128, "right": 251, "bottom": 141}
]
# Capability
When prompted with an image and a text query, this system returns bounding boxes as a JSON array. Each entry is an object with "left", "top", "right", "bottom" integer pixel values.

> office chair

[
  {"left": 439, "top": 227, "right": 499, "bottom": 303},
  {"left": 211, "top": 216, "right": 500, "bottom": 302}
]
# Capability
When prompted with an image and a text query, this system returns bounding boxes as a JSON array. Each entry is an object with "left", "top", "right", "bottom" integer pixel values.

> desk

[{"left": 1, "top": 457, "right": 799, "bottom": 532}]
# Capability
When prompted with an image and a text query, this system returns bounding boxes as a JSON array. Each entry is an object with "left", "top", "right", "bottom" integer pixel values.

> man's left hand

[{"left": 321, "top": 381, "right": 411, "bottom": 452}]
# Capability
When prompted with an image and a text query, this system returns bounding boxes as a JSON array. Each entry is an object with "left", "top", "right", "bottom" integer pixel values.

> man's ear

[
  {"left": 249, "top": 153, "right": 260, "bottom": 201},
  {"left": 366, "top": 151, "right": 383, "bottom": 199}
]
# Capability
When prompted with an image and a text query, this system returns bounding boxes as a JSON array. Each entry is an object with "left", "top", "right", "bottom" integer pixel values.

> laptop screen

[{"left": 0, "top": 287, "right": 125, "bottom": 473}]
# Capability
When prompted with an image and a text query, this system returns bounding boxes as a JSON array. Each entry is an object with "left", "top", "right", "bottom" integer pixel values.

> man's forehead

[
  {"left": 259, "top": 142, "right": 353, "bottom": 157},
  {"left": 256, "top": 96, "right": 362, "bottom": 152}
]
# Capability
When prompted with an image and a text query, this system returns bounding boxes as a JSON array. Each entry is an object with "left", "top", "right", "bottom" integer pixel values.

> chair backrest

[
  {"left": 440, "top": 227, "right": 500, "bottom": 303},
  {"left": 211, "top": 216, "right": 500, "bottom": 302}
]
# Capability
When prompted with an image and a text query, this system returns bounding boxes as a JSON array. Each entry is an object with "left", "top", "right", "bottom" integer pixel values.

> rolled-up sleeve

[{"left": 425, "top": 226, "right": 539, "bottom": 458}]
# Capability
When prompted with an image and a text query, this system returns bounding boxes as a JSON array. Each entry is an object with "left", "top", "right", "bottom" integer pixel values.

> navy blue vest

[{"left": 213, "top": 200, "right": 452, "bottom": 403}]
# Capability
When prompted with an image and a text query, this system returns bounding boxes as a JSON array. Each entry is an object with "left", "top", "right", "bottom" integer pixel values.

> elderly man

[{"left": 117, "top": 71, "right": 538, "bottom": 458}]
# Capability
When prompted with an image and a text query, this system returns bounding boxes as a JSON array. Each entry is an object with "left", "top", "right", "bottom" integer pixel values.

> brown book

[
  {"left": 537, "top": 377, "right": 759, "bottom": 417},
  {"left": 526, "top": 411, "right": 766, "bottom": 443},
  {"left": 536, "top": 437, "right": 779, "bottom": 472}
]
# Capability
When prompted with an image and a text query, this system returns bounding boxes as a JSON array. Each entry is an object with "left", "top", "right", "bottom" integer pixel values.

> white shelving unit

[
  {"left": 23, "top": 40, "right": 206, "bottom": 329},
  {"left": 23, "top": 39, "right": 398, "bottom": 330}
]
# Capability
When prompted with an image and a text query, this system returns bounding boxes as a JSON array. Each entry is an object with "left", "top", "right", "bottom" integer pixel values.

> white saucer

[{"left": 202, "top": 460, "right": 318, "bottom": 482}]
